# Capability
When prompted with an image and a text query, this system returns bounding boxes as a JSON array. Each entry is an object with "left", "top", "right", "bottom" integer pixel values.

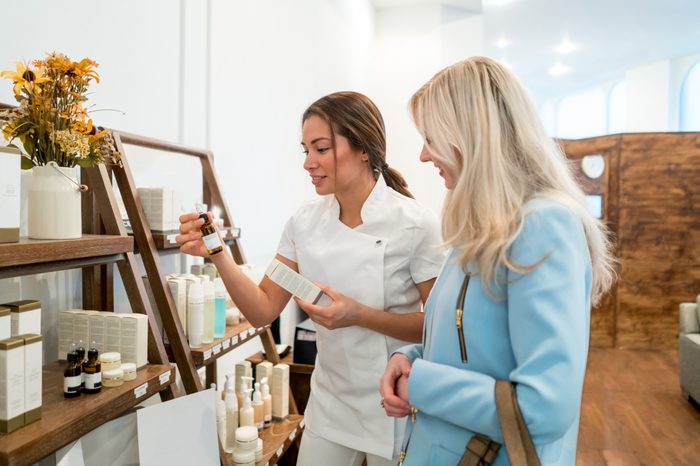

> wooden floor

[{"left": 577, "top": 348, "right": 700, "bottom": 466}]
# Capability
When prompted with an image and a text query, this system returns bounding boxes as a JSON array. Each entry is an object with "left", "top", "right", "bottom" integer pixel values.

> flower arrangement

[{"left": 0, "top": 52, "right": 120, "bottom": 169}]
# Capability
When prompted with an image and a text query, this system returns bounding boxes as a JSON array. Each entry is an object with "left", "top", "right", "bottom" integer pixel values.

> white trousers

[{"left": 297, "top": 428, "right": 397, "bottom": 466}]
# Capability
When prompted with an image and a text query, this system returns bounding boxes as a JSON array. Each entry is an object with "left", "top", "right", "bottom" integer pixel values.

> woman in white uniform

[{"left": 176, "top": 91, "right": 444, "bottom": 466}]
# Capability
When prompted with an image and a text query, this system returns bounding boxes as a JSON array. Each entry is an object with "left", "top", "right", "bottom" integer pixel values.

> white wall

[
  {"left": 368, "top": 4, "right": 483, "bottom": 216},
  {"left": 208, "top": 0, "right": 375, "bottom": 268}
]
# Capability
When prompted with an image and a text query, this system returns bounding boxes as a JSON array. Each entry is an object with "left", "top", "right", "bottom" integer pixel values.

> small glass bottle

[
  {"left": 199, "top": 212, "right": 223, "bottom": 255},
  {"left": 64, "top": 352, "right": 82, "bottom": 398},
  {"left": 74, "top": 340, "right": 86, "bottom": 389},
  {"left": 83, "top": 344, "right": 102, "bottom": 394}
]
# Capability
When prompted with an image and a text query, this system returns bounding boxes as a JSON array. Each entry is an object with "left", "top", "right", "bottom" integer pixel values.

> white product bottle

[
  {"left": 252, "top": 382, "right": 264, "bottom": 431},
  {"left": 187, "top": 282, "right": 204, "bottom": 348},
  {"left": 239, "top": 388, "right": 254, "bottom": 427},
  {"left": 202, "top": 280, "right": 215, "bottom": 344},
  {"left": 214, "top": 383, "right": 226, "bottom": 448},
  {"left": 261, "top": 377, "right": 272, "bottom": 427},
  {"left": 238, "top": 375, "right": 253, "bottom": 410},
  {"left": 224, "top": 374, "right": 238, "bottom": 453}
]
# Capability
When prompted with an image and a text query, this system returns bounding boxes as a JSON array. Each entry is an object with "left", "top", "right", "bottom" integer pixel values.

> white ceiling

[
  {"left": 372, "top": 0, "right": 700, "bottom": 104},
  {"left": 483, "top": 0, "right": 700, "bottom": 103}
]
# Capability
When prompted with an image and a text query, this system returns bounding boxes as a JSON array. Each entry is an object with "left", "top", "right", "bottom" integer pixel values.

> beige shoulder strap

[{"left": 494, "top": 380, "right": 541, "bottom": 466}]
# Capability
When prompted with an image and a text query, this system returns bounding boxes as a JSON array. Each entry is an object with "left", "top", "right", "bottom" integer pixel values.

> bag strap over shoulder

[
  {"left": 494, "top": 380, "right": 541, "bottom": 466},
  {"left": 458, "top": 433, "right": 500, "bottom": 466}
]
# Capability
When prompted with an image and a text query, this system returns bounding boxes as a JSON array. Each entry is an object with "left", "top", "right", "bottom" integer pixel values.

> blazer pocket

[{"left": 430, "top": 444, "right": 461, "bottom": 466}]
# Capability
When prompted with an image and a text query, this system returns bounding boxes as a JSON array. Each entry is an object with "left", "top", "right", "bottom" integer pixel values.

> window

[
  {"left": 557, "top": 88, "right": 607, "bottom": 139},
  {"left": 608, "top": 81, "right": 626, "bottom": 134},
  {"left": 680, "top": 61, "right": 700, "bottom": 131}
]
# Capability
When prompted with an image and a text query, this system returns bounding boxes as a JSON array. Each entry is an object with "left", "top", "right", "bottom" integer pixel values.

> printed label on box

[
  {"left": 231, "top": 335, "right": 239, "bottom": 345},
  {"left": 212, "top": 344, "right": 222, "bottom": 355},
  {"left": 238, "top": 331, "right": 247, "bottom": 341},
  {"left": 203, "top": 349, "right": 212, "bottom": 360},
  {"left": 222, "top": 339, "right": 230, "bottom": 350}
]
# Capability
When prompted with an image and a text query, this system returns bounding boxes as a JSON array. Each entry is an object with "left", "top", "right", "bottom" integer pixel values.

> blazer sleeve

[
  {"left": 395, "top": 343, "right": 424, "bottom": 364},
  {"left": 406, "top": 203, "right": 591, "bottom": 444}
]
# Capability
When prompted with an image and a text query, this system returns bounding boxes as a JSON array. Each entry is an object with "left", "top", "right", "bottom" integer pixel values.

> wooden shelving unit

[
  {"left": 92, "top": 131, "right": 302, "bottom": 466},
  {"left": 0, "top": 362, "right": 175, "bottom": 466},
  {"left": 257, "top": 415, "right": 304, "bottom": 466},
  {"left": 0, "top": 233, "right": 177, "bottom": 465}
]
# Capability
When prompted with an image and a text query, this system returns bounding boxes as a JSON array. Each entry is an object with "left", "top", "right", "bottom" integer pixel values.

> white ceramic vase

[{"left": 27, "top": 162, "right": 82, "bottom": 239}]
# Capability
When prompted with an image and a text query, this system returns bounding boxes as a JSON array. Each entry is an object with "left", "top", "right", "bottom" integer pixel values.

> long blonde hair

[{"left": 410, "top": 57, "right": 615, "bottom": 304}]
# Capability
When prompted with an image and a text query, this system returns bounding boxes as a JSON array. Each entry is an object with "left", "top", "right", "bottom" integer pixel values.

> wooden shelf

[
  {"left": 166, "top": 320, "right": 268, "bottom": 366},
  {"left": 0, "top": 235, "right": 133, "bottom": 278},
  {"left": 256, "top": 414, "right": 304, "bottom": 466},
  {"left": 0, "top": 361, "right": 175, "bottom": 466},
  {"left": 131, "top": 227, "right": 240, "bottom": 256}
]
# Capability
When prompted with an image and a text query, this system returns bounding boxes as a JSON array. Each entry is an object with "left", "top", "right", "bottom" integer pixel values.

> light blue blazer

[{"left": 397, "top": 199, "right": 592, "bottom": 466}]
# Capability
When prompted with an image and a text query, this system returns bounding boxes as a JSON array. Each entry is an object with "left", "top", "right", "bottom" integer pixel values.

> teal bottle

[{"left": 214, "top": 278, "right": 227, "bottom": 337}]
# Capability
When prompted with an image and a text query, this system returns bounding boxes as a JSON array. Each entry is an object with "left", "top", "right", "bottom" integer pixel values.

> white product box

[
  {"left": 256, "top": 361, "right": 273, "bottom": 386},
  {"left": 72, "top": 310, "right": 90, "bottom": 346},
  {"left": 57, "top": 310, "right": 76, "bottom": 359},
  {"left": 88, "top": 312, "right": 106, "bottom": 352},
  {"left": 3, "top": 300, "right": 41, "bottom": 336},
  {"left": 265, "top": 259, "right": 332, "bottom": 306},
  {"left": 0, "top": 146, "right": 20, "bottom": 244},
  {"left": 137, "top": 187, "right": 181, "bottom": 232},
  {"left": 0, "top": 336, "right": 25, "bottom": 433},
  {"left": 0, "top": 307, "right": 10, "bottom": 340},
  {"left": 104, "top": 314, "right": 122, "bottom": 353},
  {"left": 20, "top": 334, "right": 42, "bottom": 424},
  {"left": 271, "top": 363, "right": 289, "bottom": 420},
  {"left": 119, "top": 314, "right": 149, "bottom": 368}
]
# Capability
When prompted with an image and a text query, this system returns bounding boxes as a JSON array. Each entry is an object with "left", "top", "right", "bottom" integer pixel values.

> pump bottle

[
  {"left": 239, "top": 388, "right": 254, "bottom": 427},
  {"left": 252, "top": 382, "right": 264, "bottom": 431},
  {"left": 261, "top": 377, "right": 272, "bottom": 427},
  {"left": 187, "top": 282, "right": 204, "bottom": 348},
  {"left": 224, "top": 374, "right": 238, "bottom": 452}
]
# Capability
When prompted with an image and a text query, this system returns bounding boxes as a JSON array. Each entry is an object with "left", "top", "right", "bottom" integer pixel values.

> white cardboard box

[
  {"left": 4, "top": 300, "right": 41, "bottom": 336},
  {"left": 0, "top": 336, "right": 25, "bottom": 433},
  {"left": 0, "top": 146, "right": 20, "bottom": 244},
  {"left": 119, "top": 314, "right": 148, "bottom": 368},
  {"left": 20, "top": 334, "right": 42, "bottom": 424},
  {"left": 0, "top": 307, "right": 10, "bottom": 340}
]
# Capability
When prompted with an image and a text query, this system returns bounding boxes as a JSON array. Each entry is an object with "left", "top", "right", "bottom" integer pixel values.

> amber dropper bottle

[{"left": 200, "top": 212, "right": 223, "bottom": 255}]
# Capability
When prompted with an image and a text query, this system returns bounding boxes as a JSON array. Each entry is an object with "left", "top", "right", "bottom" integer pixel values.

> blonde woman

[{"left": 379, "top": 57, "right": 615, "bottom": 466}]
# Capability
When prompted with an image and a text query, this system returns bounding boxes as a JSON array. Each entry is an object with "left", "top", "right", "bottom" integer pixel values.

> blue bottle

[{"left": 214, "top": 277, "right": 227, "bottom": 337}]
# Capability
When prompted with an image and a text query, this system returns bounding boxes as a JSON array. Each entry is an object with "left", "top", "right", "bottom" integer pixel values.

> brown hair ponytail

[{"left": 302, "top": 91, "right": 414, "bottom": 199}]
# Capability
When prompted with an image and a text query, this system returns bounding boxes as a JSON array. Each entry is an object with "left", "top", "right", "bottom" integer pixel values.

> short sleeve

[
  {"left": 409, "top": 208, "right": 444, "bottom": 284},
  {"left": 276, "top": 216, "right": 297, "bottom": 262}
]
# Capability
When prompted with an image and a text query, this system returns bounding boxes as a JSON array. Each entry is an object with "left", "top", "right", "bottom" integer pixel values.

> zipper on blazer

[{"left": 455, "top": 273, "right": 470, "bottom": 364}]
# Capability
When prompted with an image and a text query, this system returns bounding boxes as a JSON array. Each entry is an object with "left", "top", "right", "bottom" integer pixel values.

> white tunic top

[{"left": 277, "top": 177, "right": 443, "bottom": 458}]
